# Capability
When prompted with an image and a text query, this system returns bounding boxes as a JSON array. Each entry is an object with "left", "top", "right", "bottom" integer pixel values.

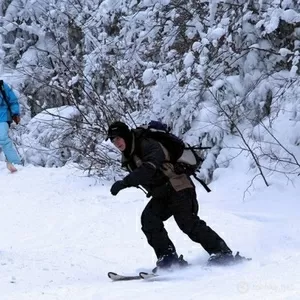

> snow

[
  {"left": 207, "top": 28, "right": 226, "bottom": 41},
  {"left": 282, "top": 9, "right": 300, "bottom": 23},
  {"left": 142, "top": 68, "right": 156, "bottom": 85},
  {"left": 1, "top": 1, "right": 300, "bottom": 298},
  {"left": 1, "top": 156, "right": 300, "bottom": 299},
  {"left": 183, "top": 52, "right": 195, "bottom": 68},
  {"left": 279, "top": 48, "right": 293, "bottom": 57},
  {"left": 290, "top": 65, "right": 298, "bottom": 77},
  {"left": 192, "top": 42, "right": 202, "bottom": 52},
  {"left": 28, "top": 106, "right": 79, "bottom": 124}
]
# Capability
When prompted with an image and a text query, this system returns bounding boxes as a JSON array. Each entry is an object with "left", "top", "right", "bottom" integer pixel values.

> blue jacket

[{"left": 0, "top": 81, "right": 20, "bottom": 122}]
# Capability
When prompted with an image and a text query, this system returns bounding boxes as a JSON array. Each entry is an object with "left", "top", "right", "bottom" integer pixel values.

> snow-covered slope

[{"left": 0, "top": 162, "right": 299, "bottom": 300}]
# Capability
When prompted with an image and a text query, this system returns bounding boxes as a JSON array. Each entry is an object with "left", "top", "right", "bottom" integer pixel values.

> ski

[
  {"left": 108, "top": 252, "right": 251, "bottom": 281},
  {"left": 107, "top": 272, "right": 141, "bottom": 281},
  {"left": 107, "top": 271, "right": 159, "bottom": 281},
  {"left": 139, "top": 272, "right": 159, "bottom": 280}
]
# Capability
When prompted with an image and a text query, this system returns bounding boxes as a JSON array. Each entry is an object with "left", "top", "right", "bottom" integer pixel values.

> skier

[
  {"left": 106, "top": 121, "right": 237, "bottom": 271},
  {"left": 0, "top": 80, "right": 22, "bottom": 168}
]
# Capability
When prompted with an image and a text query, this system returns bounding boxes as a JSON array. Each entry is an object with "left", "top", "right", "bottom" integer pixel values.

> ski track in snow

[{"left": 0, "top": 162, "right": 299, "bottom": 300}]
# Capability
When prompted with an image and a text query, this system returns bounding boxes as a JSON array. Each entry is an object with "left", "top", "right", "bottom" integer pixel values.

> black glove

[{"left": 110, "top": 180, "right": 128, "bottom": 196}]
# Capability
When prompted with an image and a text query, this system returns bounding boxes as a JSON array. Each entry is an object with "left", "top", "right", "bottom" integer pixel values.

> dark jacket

[{"left": 121, "top": 131, "right": 193, "bottom": 194}]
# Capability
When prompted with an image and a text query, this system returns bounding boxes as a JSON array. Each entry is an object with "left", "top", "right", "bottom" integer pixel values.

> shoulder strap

[
  {"left": 192, "top": 173, "right": 211, "bottom": 193},
  {"left": 0, "top": 80, "right": 12, "bottom": 114},
  {"left": 0, "top": 80, "right": 6, "bottom": 98},
  {"left": 132, "top": 128, "right": 170, "bottom": 163}
]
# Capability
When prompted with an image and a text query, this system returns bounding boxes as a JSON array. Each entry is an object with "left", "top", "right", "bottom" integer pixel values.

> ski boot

[
  {"left": 233, "top": 251, "right": 252, "bottom": 263},
  {"left": 208, "top": 251, "right": 251, "bottom": 266},
  {"left": 208, "top": 250, "right": 234, "bottom": 266},
  {"left": 152, "top": 252, "right": 188, "bottom": 273}
]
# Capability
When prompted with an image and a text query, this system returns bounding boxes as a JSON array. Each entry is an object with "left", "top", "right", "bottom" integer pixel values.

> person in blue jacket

[{"left": 0, "top": 80, "right": 22, "bottom": 165}]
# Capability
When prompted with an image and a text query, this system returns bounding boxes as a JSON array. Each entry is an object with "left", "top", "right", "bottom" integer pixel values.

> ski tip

[
  {"left": 107, "top": 272, "right": 142, "bottom": 281},
  {"left": 108, "top": 272, "right": 117, "bottom": 279},
  {"left": 139, "top": 272, "right": 159, "bottom": 279}
]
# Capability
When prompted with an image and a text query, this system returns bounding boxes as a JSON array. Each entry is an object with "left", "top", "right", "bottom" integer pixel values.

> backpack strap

[
  {"left": 133, "top": 126, "right": 211, "bottom": 192},
  {"left": 192, "top": 173, "right": 211, "bottom": 193},
  {"left": 0, "top": 80, "right": 12, "bottom": 115}
]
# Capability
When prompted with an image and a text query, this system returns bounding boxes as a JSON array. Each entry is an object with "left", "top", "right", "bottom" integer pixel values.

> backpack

[{"left": 134, "top": 120, "right": 211, "bottom": 192}]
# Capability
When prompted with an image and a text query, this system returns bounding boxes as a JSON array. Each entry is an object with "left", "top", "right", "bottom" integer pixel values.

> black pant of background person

[{"left": 141, "top": 186, "right": 232, "bottom": 259}]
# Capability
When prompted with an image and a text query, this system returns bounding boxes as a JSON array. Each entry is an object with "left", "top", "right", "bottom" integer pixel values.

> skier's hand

[
  {"left": 110, "top": 180, "right": 128, "bottom": 196},
  {"left": 12, "top": 115, "right": 20, "bottom": 124}
]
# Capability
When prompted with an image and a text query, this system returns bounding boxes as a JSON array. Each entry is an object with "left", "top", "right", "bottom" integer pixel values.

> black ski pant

[{"left": 141, "top": 187, "right": 231, "bottom": 258}]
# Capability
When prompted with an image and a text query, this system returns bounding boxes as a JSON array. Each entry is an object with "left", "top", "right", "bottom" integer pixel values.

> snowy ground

[{"left": 0, "top": 161, "right": 299, "bottom": 300}]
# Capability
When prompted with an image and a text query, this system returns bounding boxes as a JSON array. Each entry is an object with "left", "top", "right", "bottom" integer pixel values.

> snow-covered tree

[{"left": 1, "top": 0, "right": 300, "bottom": 183}]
